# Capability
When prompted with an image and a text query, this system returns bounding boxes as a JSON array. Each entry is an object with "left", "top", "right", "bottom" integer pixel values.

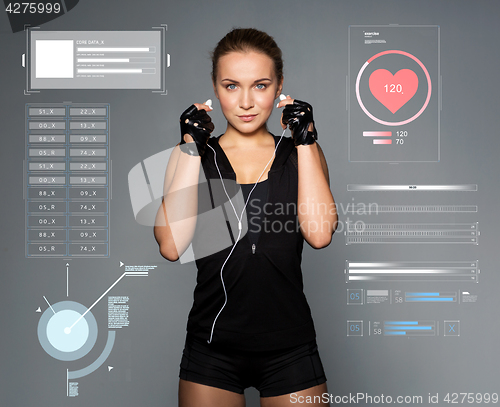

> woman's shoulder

[
  {"left": 268, "top": 133, "right": 297, "bottom": 170},
  {"left": 207, "top": 134, "right": 223, "bottom": 146}
]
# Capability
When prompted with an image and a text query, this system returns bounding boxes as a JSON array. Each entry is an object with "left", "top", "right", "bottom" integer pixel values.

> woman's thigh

[
  {"left": 179, "top": 379, "right": 246, "bottom": 407},
  {"left": 260, "top": 383, "right": 329, "bottom": 407}
]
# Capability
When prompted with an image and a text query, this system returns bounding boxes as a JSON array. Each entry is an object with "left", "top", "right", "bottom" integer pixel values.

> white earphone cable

[{"left": 205, "top": 128, "right": 286, "bottom": 344}]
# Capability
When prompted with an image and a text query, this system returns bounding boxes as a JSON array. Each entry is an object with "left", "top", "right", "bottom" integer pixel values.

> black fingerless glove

[
  {"left": 179, "top": 105, "right": 215, "bottom": 156},
  {"left": 281, "top": 99, "right": 318, "bottom": 146}
]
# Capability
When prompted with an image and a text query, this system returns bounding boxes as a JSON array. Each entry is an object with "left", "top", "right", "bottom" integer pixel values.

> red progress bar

[{"left": 363, "top": 131, "right": 392, "bottom": 137}]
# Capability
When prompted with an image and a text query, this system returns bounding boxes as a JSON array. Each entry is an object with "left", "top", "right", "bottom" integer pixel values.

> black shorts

[{"left": 179, "top": 334, "right": 327, "bottom": 397}]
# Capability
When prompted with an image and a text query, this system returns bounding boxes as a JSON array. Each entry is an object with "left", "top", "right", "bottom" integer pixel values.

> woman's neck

[{"left": 220, "top": 124, "right": 273, "bottom": 148}]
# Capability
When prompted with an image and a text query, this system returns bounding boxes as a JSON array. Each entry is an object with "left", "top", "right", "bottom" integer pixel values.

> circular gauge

[
  {"left": 38, "top": 301, "right": 98, "bottom": 361},
  {"left": 355, "top": 50, "right": 432, "bottom": 126}
]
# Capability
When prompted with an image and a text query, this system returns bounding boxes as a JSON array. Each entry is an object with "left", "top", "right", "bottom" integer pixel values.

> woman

[{"left": 154, "top": 28, "right": 337, "bottom": 407}]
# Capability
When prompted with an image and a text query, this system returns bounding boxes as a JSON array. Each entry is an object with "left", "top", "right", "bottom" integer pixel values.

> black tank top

[
  {"left": 187, "top": 135, "right": 316, "bottom": 351},
  {"left": 239, "top": 179, "right": 269, "bottom": 246}
]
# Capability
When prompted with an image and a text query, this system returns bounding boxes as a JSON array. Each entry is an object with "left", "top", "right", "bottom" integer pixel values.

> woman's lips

[{"left": 238, "top": 114, "right": 257, "bottom": 122}]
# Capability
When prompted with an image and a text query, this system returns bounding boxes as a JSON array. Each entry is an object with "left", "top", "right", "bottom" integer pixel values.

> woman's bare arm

[
  {"left": 296, "top": 140, "right": 337, "bottom": 249},
  {"left": 154, "top": 102, "right": 213, "bottom": 261},
  {"left": 153, "top": 144, "right": 202, "bottom": 261},
  {"left": 277, "top": 96, "right": 337, "bottom": 248}
]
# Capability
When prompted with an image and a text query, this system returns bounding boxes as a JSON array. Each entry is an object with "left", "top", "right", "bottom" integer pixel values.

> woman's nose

[{"left": 239, "top": 89, "right": 254, "bottom": 109}]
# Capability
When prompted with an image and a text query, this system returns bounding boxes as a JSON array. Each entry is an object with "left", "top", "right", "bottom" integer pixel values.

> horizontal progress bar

[
  {"left": 77, "top": 47, "right": 153, "bottom": 52},
  {"left": 350, "top": 205, "right": 477, "bottom": 213},
  {"left": 363, "top": 131, "right": 392, "bottom": 137},
  {"left": 347, "top": 184, "right": 477, "bottom": 191},
  {"left": 349, "top": 276, "right": 476, "bottom": 281},
  {"left": 348, "top": 262, "right": 477, "bottom": 267},
  {"left": 77, "top": 69, "right": 155, "bottom": 74},
  {"left": 385, "top": 326, "right": 433, "bottom": 330},
  {"left": 77, "top": 58, "right": 155, "bottom": 63},
  {"left": 349, "top": 270, "right": 475, "bottom": 273},
  {"left": 405, "top": 298, "right": 454, "bottom": 301}
]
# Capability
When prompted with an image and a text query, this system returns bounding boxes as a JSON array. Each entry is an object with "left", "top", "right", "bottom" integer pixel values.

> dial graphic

[
  {"left": 38, "top": 300, "right": 98, "bottom": 361},
  {"left": 355, "top": 50, "right": 432, "bottom": 126}
]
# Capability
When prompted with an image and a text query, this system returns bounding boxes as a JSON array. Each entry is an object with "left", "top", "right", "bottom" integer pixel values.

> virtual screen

[{"left": 348, "top": 25, "right": 439, "bottom": 162}]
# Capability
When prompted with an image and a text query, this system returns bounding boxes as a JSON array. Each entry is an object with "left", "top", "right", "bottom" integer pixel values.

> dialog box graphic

[
  {"left": 348, "top": 25, "right": 440, "bottom": 162},
  {"left": 27, "top": 30, "right": 166, "bottom": 90}
]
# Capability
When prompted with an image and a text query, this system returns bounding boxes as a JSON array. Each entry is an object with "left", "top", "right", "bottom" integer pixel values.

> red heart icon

[{"left": 369, "top": 69, "right": 419, "bottom": 114}]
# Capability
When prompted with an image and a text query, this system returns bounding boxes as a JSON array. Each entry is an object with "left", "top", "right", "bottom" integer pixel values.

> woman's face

[{"left": 213, "top": 51, "right": 283, "bottom": 136}]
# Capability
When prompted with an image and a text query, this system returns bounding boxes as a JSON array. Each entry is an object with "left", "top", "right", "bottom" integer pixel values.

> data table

[{"left": 25, "top": 103, "right": 110, "bottom": 257}]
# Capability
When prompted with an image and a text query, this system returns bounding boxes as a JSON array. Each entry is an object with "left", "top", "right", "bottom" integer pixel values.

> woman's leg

[
  {"left": 260, "top": 383, "right": 329, "bottom": 407},
  {"left": 179, "top": 379, "right": 246, "bottom": 407}
]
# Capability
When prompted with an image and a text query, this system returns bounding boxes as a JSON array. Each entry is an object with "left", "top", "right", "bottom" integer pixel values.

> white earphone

[{"left": 276, "top": 93, "right": 287, "bottom": 107}]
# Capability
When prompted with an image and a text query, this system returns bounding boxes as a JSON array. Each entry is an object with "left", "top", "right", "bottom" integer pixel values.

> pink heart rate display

[{"left": 369, "top": 69, "right": 419, "bottom": 114}]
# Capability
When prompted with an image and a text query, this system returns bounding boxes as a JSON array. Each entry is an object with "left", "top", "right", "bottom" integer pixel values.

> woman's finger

[
  {"left": 279, "top": 96, "right": 293, "bottom": 129},
  {"left": 193, "top": 102, "right": 213, "bottom": 111},
  {"left": 276, "top": 95, "right": 295, "bottom": 109}
]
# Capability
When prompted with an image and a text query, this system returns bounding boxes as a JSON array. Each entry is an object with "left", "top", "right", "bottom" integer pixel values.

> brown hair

[{"left": 211, "top": 28, "right": 283, "bottom": 85}]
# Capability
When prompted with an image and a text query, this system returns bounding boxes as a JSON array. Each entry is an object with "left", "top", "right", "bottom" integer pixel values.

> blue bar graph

[
  {"left": 384, "top": 321, "right": 435, "bottom": 336},
  {"left": 405, "top": 292, "right": 457, "bottom": 303}
]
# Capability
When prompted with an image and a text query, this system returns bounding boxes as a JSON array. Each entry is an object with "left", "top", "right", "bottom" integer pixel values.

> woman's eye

[
  {"left": 255, "top": 84, "right": 266, "bottom": 90},
  {"left": 226, "top": 84, "right": 237, "bottom": 90}
]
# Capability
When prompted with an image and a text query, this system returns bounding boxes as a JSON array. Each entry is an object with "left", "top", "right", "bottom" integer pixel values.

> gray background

[{"left": 1, "top": 0, "right": 499, "bottom": 406}]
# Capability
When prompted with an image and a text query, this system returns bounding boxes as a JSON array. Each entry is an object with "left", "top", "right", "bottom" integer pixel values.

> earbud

[
  {"left": 276, "top": 94, "right": 287, "bottom": 108},
  {"left": 205, "top": 99, "right": 213, "bottom": 110}
]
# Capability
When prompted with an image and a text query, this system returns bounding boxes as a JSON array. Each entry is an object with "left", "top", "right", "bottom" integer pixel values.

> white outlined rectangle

[
  {"left": 29, "top": 30, "right": 164, "bottom": 90},
  {"left": 35, "top": 40, "right": 74, "bottom": 79}
]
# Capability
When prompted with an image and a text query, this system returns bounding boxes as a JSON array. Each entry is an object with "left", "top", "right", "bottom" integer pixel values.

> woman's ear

[{"left": 276, "top": 76, "right": 284, "bottom": 98}]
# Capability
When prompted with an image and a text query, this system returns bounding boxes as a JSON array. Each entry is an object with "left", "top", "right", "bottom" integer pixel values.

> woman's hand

[
  {"left": 179, "top": 102, "right": 214, "bottom": 156},
  {"left": 277, "top": 96, "right": 317, "bottom": 146}
]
